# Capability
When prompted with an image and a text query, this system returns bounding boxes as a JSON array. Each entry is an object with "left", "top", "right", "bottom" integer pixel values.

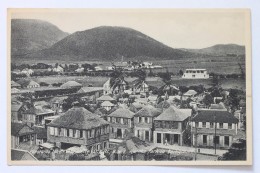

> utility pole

[
  {"left": 194, "top": 122, "right": 198, "bottom": 161},
  {"left": 214, "top": 111, "right": 217, "bottom": 155}
]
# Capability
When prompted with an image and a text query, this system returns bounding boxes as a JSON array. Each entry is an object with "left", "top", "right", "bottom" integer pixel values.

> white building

[{"left": 182, "top": 69, "right": 209, "bottom": 79}]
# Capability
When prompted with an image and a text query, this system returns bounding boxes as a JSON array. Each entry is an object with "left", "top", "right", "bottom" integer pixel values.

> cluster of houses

[{"left": 10, "top": 76, "right": 245, "bottom": 161}]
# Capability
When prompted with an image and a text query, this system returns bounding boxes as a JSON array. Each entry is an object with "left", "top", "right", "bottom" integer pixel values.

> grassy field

[{"left": 31, "top": 75, "right": 246, "bottom": 90}]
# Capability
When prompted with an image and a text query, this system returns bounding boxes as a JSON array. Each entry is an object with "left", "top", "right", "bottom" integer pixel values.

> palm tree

[
  {"left": 109, "top": 68, "right": 126, "bottom": 94},
  {"left": 159, "top": 72, "right": 179, "bottom": 96},
  {"left": 133, "top": 69, "right": 147, "bottom": 94}
]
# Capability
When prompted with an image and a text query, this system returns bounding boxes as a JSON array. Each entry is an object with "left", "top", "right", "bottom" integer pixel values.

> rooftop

[
  {"left": 48, "top": 107, "right": 109, "bottom": 130},
  {"left": 134, "top": 105, "right": 162, "bottom": 117},
  {"left": 154, "top": 106, "right": 192, "bottom": 122},
  {"left": 11, "top": 122, "right": 35, "bottom": 136},
  {"left": 101, "top": 101, "right": 115, "bottom": 107},
  {"left": 60, "top": 81, "right": 82, "bottom": 88},
  {"left": 108, "top": 107, "right": 134, "bottom": 118},
  {"left": 11, "top": 149, "right": 38, "bottom": 161},
  {"left": 192, "top": 109, "right": 239, "bottom": 123},
  {"left": 184, "top": 90, "right": 198, "bottom": 96},
  {"left": 78, "top": 87, "right": 103, "bottom": 93},
  {"left": 97, "top": 95, "right": 115, "bottom": 101}
]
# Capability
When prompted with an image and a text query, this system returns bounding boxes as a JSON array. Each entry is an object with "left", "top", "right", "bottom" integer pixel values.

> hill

[
  {"left": 11, "top": 19, "right": 69, "bottom": 57},
  {"left": 19, "top": 26, "right": 193, "bottom": 62},
  {"left": 181, "top": 44, "right": 245, "bottom": 56}
]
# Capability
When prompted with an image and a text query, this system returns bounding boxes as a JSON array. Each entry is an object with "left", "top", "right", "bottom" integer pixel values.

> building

[
  {"left": 11, "top": 149, "right": 38, "bottom": 161},
  {"left": 132, "top": 81, "right": 149, "bottom": 95},
  {"left": 183, "top": 89, "right": 198, "bottom": 97},
  {"left": 191, "top": 109, "right": 239, "bottom": 149},
  {"left": 77, "top": 87, "right": 103, "bottom": 103},
  {"left": 101, "top": 101, "right": 115, "bottom": 111},
  {"left": 11, "top": 102, "right": 25, "bottom": 122},
  {"left": 60, "top": 81, "right": 82, "bottom": 89},
  {"left": 16, "top": 79, "right": 40, "bottom": 88},
  {"left": 103, "top": 78, "right": 127, "bottom": 95},
  {"left": 21, "top": 68, "right": 34, "bottom": 76},
  {"left": 47, "top": 107, "right": 110, "bottom": 152},
  {"left": 182, "top": 69, "right": 209, "bottom": 79},
  {"left": 153, "top": 106, "right": 192, "bottom": 146},
  {"left": 97, "top": 94, "right": 116, "bottom": 103},
  {"left": 11, "top": 123, "right": 37, "bottom": 149},
  {"left": 134, "top": 105, "right": 162, "bottom": 142},
  {"left": 32, "top": 126, "right": 47, "bottom": 145},
  {"left": 53, "top": 65, "right": 64, "bottom": 73},
  {"left": 22, "top": 104, "right": 55, "bottom": 126},
  {"left": 11, "top": 80, "right": 21, "bottom": 89},
  {"left": 49, "top": 96, "right": 68, "bottom": 114},
  {"left": 107, "top": 108, "right": 134, "bottom": 139}
]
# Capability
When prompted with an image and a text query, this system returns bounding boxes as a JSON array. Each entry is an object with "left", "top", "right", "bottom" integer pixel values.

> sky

[{"left": 10, "top": 9, "right": 248, "bottom": 49}]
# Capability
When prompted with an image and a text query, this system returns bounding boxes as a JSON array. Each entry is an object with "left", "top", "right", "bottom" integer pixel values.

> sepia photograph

[{"left": 7, "top": 8, "right": 252, "bottom": 165}]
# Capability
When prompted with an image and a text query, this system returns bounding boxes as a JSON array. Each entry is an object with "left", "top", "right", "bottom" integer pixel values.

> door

[
  {"left": 117, "top": 129, "right": 122, "bottom": 138},
  {"left": 145, "top": 131, "right": 149, "bottom": 141},
  {"left": 203, "top": 135, "right": 207, "bottom": 145},
  {"left": 165, "top": 134, "right": 170, "bottom": 144},
  {"left": 174, "top": 134, "right": 179, "bottom": 144},
  {"left": 224, "top": 136, "right": 229, "bottom": 147},
  {"left": 157, "top": 133, "right": 161, "bottom": 143}
]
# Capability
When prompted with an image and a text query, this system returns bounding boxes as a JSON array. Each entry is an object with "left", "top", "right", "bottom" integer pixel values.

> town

[{"left": 11, "top": 61, "right": 246, "bottom": 161}]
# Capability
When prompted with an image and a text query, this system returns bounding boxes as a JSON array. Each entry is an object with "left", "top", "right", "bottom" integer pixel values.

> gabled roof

[
  {"left": 16, "top": 79, "right": 39, "bottom": 87},
  {"left": 49, "top": 96, "right": 68, "bottom": 104},
  {"left": 60, "top": 81, "right": 82, "bottom": 88},
  {"left": 11, "top": 123, "right": 35, "bottom": 136},
  {"left": 32, "top": 126, "right": 47, "bottom": 139},
  {"left": 23, "top": 105, "right": 54, "bottom": 115},
  {"left": 11, "top": 88, "right": 21, "bottom": 93},
  {"left": 11, "top": 103, "right": 23, "bottom": 112},
  {"left": 48, "top": 107, "right": 109, "bottom": 130},
  {"left": 108, "top": 107, "right": 134, "bottom": 118},
  {"left": 97, "top": 95, "right": 115, "bottom": 101},
  {"left": 11, "top": 80, "right": 21, "bottom": 87},
  {"left": 101, "top": 101, "right": 115, "bottom": 107},
  {"left": 11, "top": 149, "right": 38, "bottom": 161},
  {"left": 192, "top": 109, "right": 238, "bottom": 123},
  {"left": 184, "top": 90, "right": 197, "bottom": 96},
  {"left": 134, "top": 105, "right": 162, "bottom": 117},
  {"left": 78, "top": 87, "right": 103, "bottom": 93},
  {"left": 209, "top": 102, "right": 226, "bottom": 110},
  {"left": 154, "top": 106, "right": 192, "bottom": 122}
]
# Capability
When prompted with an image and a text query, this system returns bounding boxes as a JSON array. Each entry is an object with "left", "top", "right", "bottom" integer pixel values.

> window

[
  {"left": 69, "top": 129, "right": 73, "bottom": 137},
  {"left": 210, "top": 122, "right": 214, "bottom": 128},
  {"left": 145, "top": 117, "right": 148, "bottom": 123},
  {"left": 203, "top": 135, "right": 207, "bottom": 145},
  {"left": 139, "top": 117, "right": 142, "bottom": 123},
  {"left": 195, "top": 122, "right": 199, "bottom": 128},
  {"left": 123, "top": 118, "right": 128, "bottom": 125},
  {"left": 214, "top": 136, "right": 220, "bottom": 145},
  {"left": 73, "top": 129, "right": 76, "bottom": 138},
  {"left": 116, "top": 118, "right": 120, "bottom": 123},
  {"left": 172, "top": 122, "right": 178, "bottom": 129},
  {"left": 228, "top": 123, "right": 232, "bottom": 129},
  {"left": 219, "top": 123, "right": 223, "bottom": 129},
  {"left": 49, "top": 127, "right": 54, "bottom": 135},
  {"left": 80, "top": 130, "right": 83, "bottom": 138},
  {"left": 59, "top": 128, "right": 62, "bottom": 136},
  {"left": 67, "top": 129, "right": 69, "bottom": 137},
  {"left": 157, "top": 133, "right": 161, "bottom": 143},
  {"left": 202, "top": 122, "right": 206, "bottom": 128}
]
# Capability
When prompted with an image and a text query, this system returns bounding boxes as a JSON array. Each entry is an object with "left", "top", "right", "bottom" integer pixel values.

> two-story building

[
  {"left": 134, "top": 105, "right": 162, "bottom": 142},
  {"left": 107, "top": 108, "right": 134, "bottom": 139},
  {"left": 11, "top": 101, "right": 25, "bottom": 122},
  {"left": 11, "top": 122, "right": 37, "bottom": 149},
  {"left": 46, "top": 107, "right": 110, "bottom": 152},
  {"left": 153, "top": 106, "right": 192, "bottom": 146},
  {"left": 191, "top": 109, "right": 239, "bottom": 149}
]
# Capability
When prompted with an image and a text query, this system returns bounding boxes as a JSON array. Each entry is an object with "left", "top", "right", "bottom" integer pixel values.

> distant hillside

[
  {"left": 11, "top": 19, "right": 69, "bottom": 57},
  {"left": 20, "top": 26, "right": 193, "bottom": 61},
  {"left": 181, "top": 44, "right": 245, "bottom": 56}
]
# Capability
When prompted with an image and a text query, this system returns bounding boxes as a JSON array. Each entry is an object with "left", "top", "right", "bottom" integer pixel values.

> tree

[
  {"left": 158, "top": 72, "right": 178, "bottom": 95},
  {"left": 218, "top": 138, "right": 246, "bottom": 160},
  {"left": 109, "top": 68, "right": 126, "bottom": 94},
  {"left": 203, "top": 94, "right": 214, "bottom": 108},
  {"left": 132, "top": 69, "right": 147, "bottom": 92},
  {"left": 179, "top": 69, "right": 184, "bottom": 76},
  {"left": 17, "top": 92, "right": 35, "bottom": 108}
]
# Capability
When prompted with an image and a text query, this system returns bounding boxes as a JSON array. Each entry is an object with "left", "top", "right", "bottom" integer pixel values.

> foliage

[
  {"left": 203, "top": 94, "right": 214, "bottom": 107},
  {"left": 62, "top": 95, "right": 85, "bottom": 111},
  {"left": 218, "top": 138, "right": 246, "bottom": 160},
  {"left": 68, "top": 153, "right": 85, "bottom": 160}
]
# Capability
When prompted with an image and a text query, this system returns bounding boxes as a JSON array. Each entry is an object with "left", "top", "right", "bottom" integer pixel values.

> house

[
  {"left": 11, "top": 149, "right": 38, "bottom": 161},
  {"left": 16, "top": 79, "right": 40, "bottom": 88},
  {"left": 132, "top": 81, "right": 149, "bottom": 95},
  {"left": 11, "top": 88, "right": 21, "bottom": 94},
  {"left": 11, "top": 102, "right": 25, "bottom": 122},
  {"left": 182, "top": 69, "right": 209, "bottom": 79},
  {"left": 107, "top": 108, "right": 135, "bottom": 140},
  {"left": 46, "top": 107, "right": 110, "bottom": 152},
  {"left": 11, "top": 80, "right": 21, "bottom": 88},
  {"left": 101, "top": 101, "right": 115, "bottom": 111},
  {"left": 103, "top": 78, "right": 127, "bottom": 95},
  {"left": 49, "top": 96, "right": 68, "bottom": 114},
  {"left": 11, "top": 122, "right": 37, "bottom": 149},
  {"left": 153, "top": 106, "right": 192, "bottom": 146},
  {"left": 60, "top": 81, "right": 82, "bottom": 89},
  {"left": 95, "top": 66, "right": 103, "bottom": 71},
  {"left": 183, "top": 89, "right": 198, "bottom": 97},
  {"left": 134, "top": 105, "right": 162, "bottom": 142},
  {"left": 211, "top": 89, "right": 223, "bottom": 103},
  {"left": 97, "top": 94, "right": 116, "bottom": 103},
  {"left": 22, "top": 104, "right": 55, "bottom": 126},
  {"left": 53, "top": 65, "right": 64, "bottom": 73},
  {"left": 209, "top": 102, "right": 227, "bottom": 110},
  {"left": 77, "top": 87, "right": 103, "bottom": 103},
  {"left": 191, "top": 109, "right": 239, "bottom": 149},
  {"left": 32, "top": 126, "right": 47, "bottom": 145},
  {"left": 21, "top": 68, "right": 34, "bottom": 76},
  {"left": 75, "top": 67, "right": 84, "bottom": 73}
]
